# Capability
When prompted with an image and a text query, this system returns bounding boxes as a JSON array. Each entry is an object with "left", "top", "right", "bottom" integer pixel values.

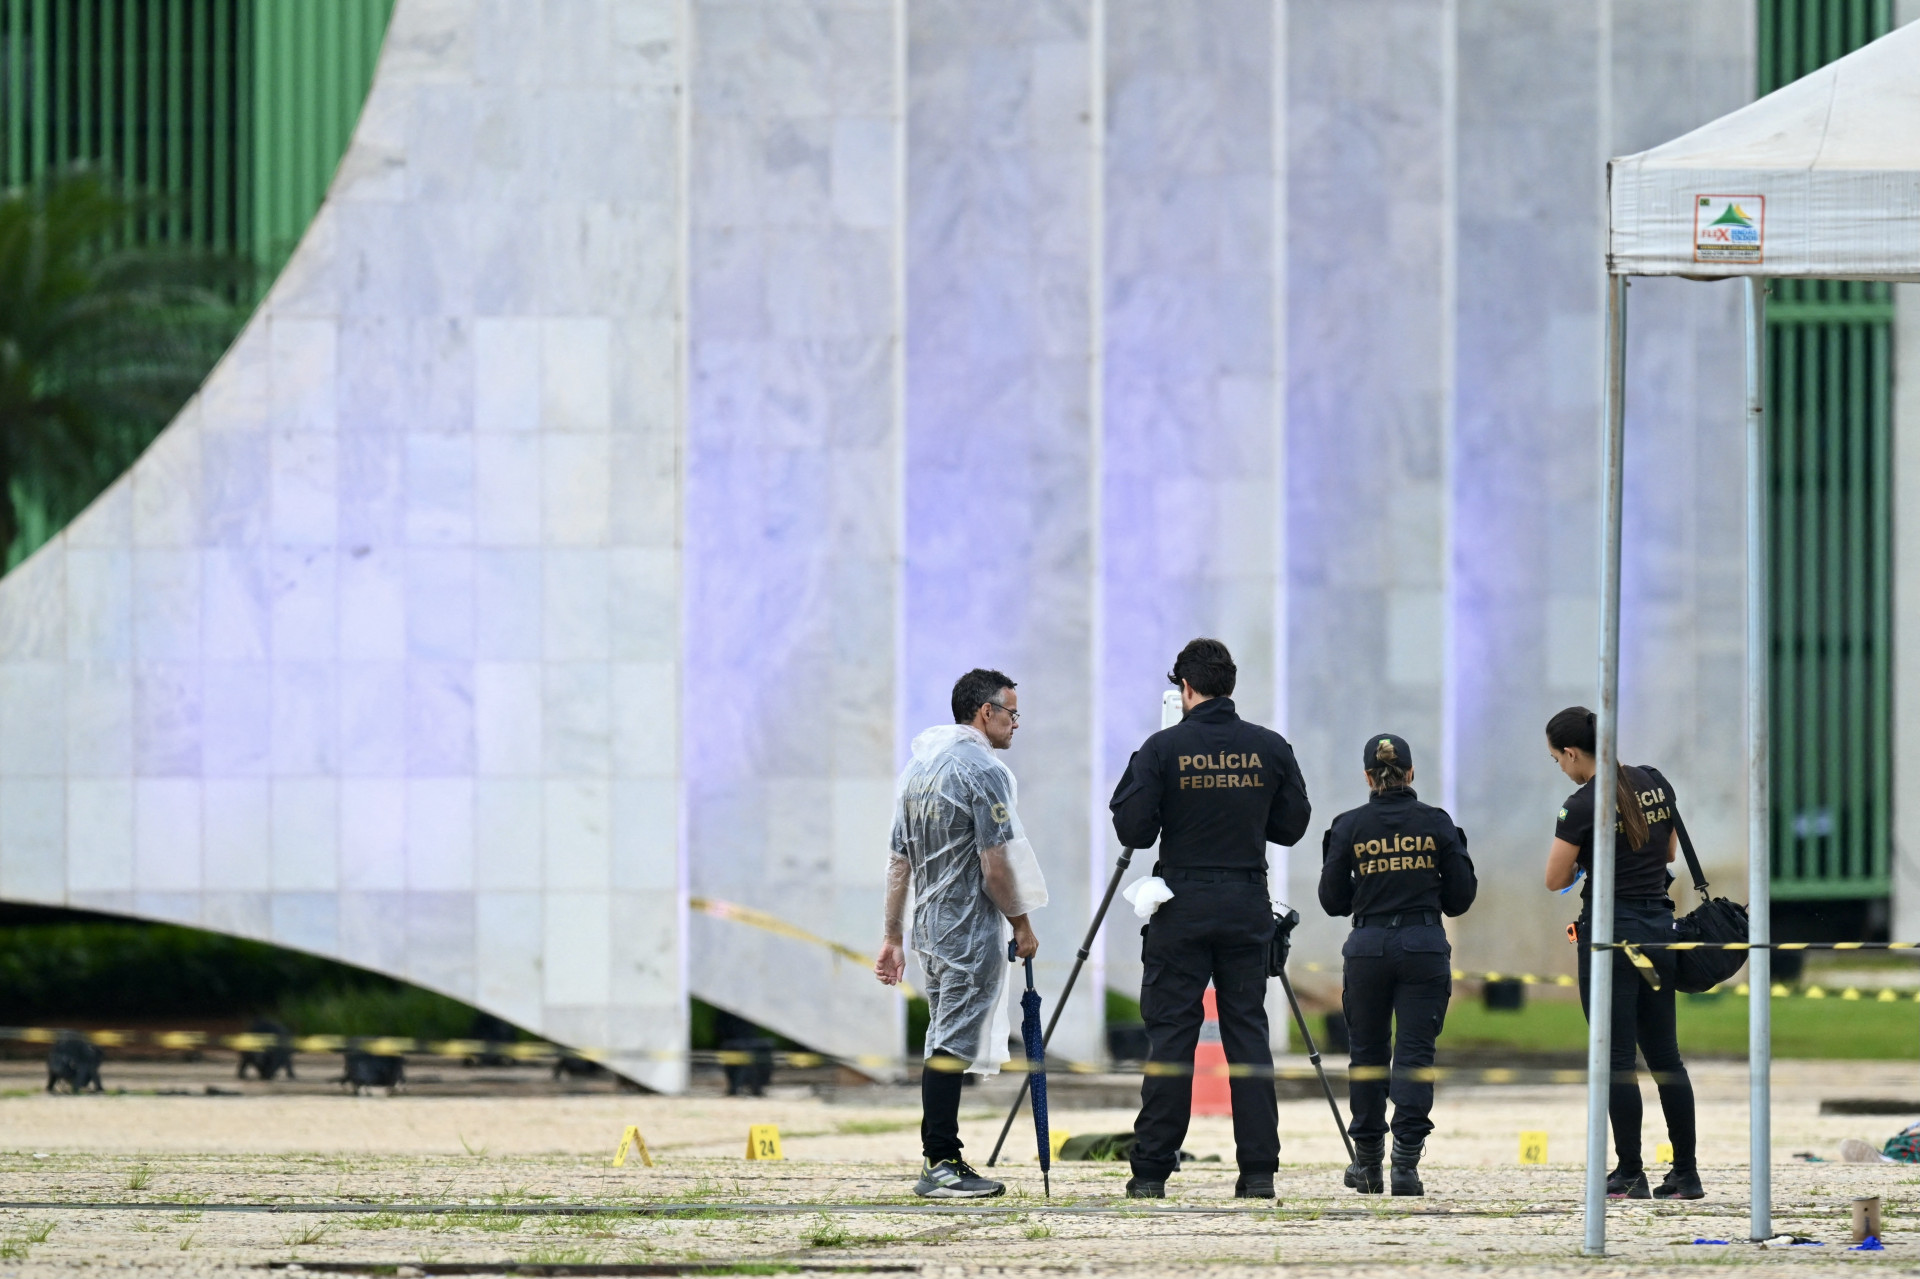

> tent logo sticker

[{"left": 1694, "top": 194, "right": 1765, "bottom": 263}]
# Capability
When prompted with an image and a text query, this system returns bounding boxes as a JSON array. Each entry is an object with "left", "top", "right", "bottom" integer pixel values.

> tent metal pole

[
  {"left": 1745, "top": 275, "right": 1772, "bottom": 1242},
  {"left": 1584, "top": 272, "right": 1628, "bottom": 1257}
]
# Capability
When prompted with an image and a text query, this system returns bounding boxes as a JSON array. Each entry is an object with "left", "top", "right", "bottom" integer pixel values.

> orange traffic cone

[{"left": 1192, "top": 986, "right": 1232, "bottom": 1116}]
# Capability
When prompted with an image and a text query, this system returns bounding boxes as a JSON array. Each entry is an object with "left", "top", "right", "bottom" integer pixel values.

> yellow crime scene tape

[
  {"left": 10, "top": 904, "right": 1912, "bottom": 1082},
  {"left": 0, "top": 1025, "right": 1588, "bottom": 1084},
  {"left": 687, "top": 896, "right": 920, "bottom": 999},
  {"left": 0, "top": 1025, "right": 1683, "bottom": 1085}
]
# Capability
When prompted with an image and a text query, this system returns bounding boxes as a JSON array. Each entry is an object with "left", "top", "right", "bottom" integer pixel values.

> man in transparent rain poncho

[{"left": 875, "top": 668, "right": 1048, "bottom": 1198}]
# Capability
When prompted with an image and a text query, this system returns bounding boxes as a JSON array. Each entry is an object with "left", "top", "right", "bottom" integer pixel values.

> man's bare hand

[
  {"left": 1010, "top": 916, "right": 1038, "bottom": 960},
  {"left": 875, "top": 941, "right": 906, "bottom": 986}
]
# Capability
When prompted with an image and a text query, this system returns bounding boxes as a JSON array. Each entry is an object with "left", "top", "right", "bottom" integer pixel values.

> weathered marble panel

[
  {"left": 1444, "top": 0, "right": 1751, "bottom": 974},
  {"left": 1102, "top": 0, "right": 1281, "bottom": 1011},
  {"left": 684, "top": 0, "right": 906, "bottom": 1067},
  {"left": 905, "top": 0, "right": 1101, "bottom": 1062}
]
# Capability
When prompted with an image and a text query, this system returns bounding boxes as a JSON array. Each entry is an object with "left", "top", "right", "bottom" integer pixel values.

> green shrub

[
  {"left": 0, "top": 921, "right": 387, "bottom": 1021},
  {"left": 271, "top": 985, "right": 482, "bottom": 1042}
]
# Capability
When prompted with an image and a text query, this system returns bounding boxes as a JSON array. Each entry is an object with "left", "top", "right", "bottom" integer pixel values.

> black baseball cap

[{"left": 1364, "top": 733, "right": 1413, "bottom": 773}]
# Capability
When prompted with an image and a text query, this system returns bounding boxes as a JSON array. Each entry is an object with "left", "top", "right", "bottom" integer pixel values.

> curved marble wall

[
  {"left": 0, "top": 0, "right": 1759, "bottom": 1083},
  {"left": 0, "top": 0, "right": 692, "bottom": 1090}
]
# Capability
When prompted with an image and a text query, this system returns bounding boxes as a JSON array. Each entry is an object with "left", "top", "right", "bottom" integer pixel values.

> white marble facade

[{"left": 0, "top": 0, "right": 1762, "bottom": 1083}]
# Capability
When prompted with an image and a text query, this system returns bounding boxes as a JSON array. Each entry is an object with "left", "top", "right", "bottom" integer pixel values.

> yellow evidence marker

[
  {"left": 1518, "top": 1132, "right": 1549, "bottom": 1165},
  {"left": 746, "top": 1124, "right": 784, "bottom": 1161},
  {"left": 1656, "top": 1141, "right": 1673, "bottom": 1164},
  {"left": 1049, "top": 1130, "right": 1071, "bottom": 1160},
  {"left": 611, "top": 1125, "right": 654, "bottom": 1168}
]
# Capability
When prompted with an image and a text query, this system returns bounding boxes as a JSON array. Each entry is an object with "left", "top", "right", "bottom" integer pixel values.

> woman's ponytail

[
  {"left": 1614, "top": 764, "right": 1649, "bottom": 850},
  {"left": 1366, "top": 737, "right": 1410, "bottom": 791},
  {"left": 1546, "top": 705, "right": 1650, "bottom": 850}
]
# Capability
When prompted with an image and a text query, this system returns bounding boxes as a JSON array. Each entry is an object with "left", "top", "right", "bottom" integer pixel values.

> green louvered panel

[
  {"left": 0, "top": 0, "right": 392, "bottom": 275},
  {"left": 250, "top": 0, "right": 390, "bottom": 273},
  {"left": 1759, "top": 0, "right": 1895, "bottom": 901}
]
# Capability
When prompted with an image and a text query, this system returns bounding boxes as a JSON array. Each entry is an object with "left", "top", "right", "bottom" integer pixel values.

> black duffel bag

[{"left": 1669, "top": 811, "right": 1750, "bottom": 994}]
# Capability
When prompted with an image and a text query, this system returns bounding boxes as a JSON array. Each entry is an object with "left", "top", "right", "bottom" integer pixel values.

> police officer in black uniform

[
  {"left": 1318, "top": 733, "right": 1476, "bottom": 1196},
  {"left": 1110, "top": 639, "right": 1311, "bottom": 1201}
]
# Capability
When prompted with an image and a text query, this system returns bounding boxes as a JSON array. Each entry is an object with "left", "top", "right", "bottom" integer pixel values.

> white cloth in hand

[{"left": 1123, "top": 875, "right": 1175, "bottom": 920}]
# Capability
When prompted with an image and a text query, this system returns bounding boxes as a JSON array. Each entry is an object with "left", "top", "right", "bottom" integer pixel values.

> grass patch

[
  {"left": 279, "top": 1223, "right": 332, "bottom": 1247},
  {"left": 125, "top": 1165, "right": 152, "bottom": 1191},
  {"left": 801, "top": 1215, "right": 849, "bottom": 1248},
  {"left": 1023, "top": 1220, "right": 1053, "bottom": 1239},
  {"left": 1439, "top": 988, "right": 1920, "bottom": 1058},
  {"left": 665, "top": 1177, "right": 728, "bottom": 1203},
  {"left": 349, "top": 1213, "right": 409, "bottom": 1231}
]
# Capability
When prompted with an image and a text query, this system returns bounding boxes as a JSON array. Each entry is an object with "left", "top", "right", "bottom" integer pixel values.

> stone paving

[{"left": 0, "top": 1058, "right": 1914, "bottom": 1276}]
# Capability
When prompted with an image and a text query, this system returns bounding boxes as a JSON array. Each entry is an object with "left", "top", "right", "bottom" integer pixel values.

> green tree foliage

[{"left": 0, "top": 168, "right": 246, "bottom": 563}]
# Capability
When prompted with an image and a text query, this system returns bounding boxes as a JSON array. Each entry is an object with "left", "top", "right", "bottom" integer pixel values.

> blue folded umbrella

[{"left": 1011, "top": 940, "right": 1050, "bottom": 1198}]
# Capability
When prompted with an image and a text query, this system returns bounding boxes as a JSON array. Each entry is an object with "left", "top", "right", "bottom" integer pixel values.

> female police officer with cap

[
  {"left": 1318, "top": 733, "right": 1476, "bottom": 1196},
  {"left": 1544, "top": 706, "right": 1701, "bottom": 1201}
]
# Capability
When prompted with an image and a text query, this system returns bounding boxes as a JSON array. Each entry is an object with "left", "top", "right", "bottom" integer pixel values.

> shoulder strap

[{"left": 1671, "top": 808, "right": 1709, "bottom": 896}]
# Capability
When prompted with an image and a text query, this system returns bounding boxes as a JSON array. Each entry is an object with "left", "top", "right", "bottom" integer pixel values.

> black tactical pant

[
  {"left": 1130, "top": 875, "right": 1277, "bottom": 1181},
  {"left": 1576, "top": 900, "right": 1696, "bottom": 1176},
  {"left": 1341, "top": 921, "right": 1452, "bottom": 1145}
]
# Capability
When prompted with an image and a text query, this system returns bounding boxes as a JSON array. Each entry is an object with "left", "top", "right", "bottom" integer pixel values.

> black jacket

[
  {"left": 1109, "top": 697, "right": 1311, "bottom": 871},
  {"left": 1318, "top": 787, "right": 1477, "bottom": 920}
]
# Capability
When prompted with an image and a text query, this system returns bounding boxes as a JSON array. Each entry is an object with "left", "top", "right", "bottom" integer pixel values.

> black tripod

[
  {"left": 985, "top": 847, "right": 1135, "bottom": 1167},
  {"left": 985, "top": 860, "right": 1355, "bottom": 1168},
  {"left": 1271, "top": 906, "right": 1357, "bottom": 1166}
]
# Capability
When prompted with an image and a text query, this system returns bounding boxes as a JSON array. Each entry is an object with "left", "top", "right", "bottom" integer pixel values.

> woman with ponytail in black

[{"left": 1544, "top": 707, "right": 1703, "bottom": 1201}]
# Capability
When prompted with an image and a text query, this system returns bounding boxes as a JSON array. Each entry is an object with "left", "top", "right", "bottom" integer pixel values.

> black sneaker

[
  {"left": 914, "top": 1158, "right": 1004, "bottom": 1199},
  {"left": 1233, "top": 1172, "right": 1275, "bottom": 1200},
  {"left": 1653, "top": 1168, "right": 1705, "bottom": 1200},
  {"left": 1124, "top": 1177, "right": 1165, "bottom": 1198},
  {"left": 1607, "top": 1169, "right": 1651, "bottom": 1199},
  {"left": 1344, "top": 1162, "right": 1384, "bottom": 1194}
]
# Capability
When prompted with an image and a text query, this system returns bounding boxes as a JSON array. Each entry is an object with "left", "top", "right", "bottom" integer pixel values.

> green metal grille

[
  {"left": 1759, "top": 0, "right": 1895, "bottom": 901},
  {"left": 0, "top": 0, "right": 392, "bottom": 274}
]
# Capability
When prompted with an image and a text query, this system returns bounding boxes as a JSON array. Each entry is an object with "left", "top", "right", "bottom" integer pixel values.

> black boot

[
  {"left": 1344, "top": 1135, "right": 1384, "bottom": 1194},
  {"left": 1233, "top": 1172, "right": 1275, "bottom": 1200},
  {"left": 1390, "top": 1137, "right": 1424, "bottom": 1197}
]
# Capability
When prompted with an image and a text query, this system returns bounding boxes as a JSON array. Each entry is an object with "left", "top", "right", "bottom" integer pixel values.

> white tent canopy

[
  {"left": 1610, "top": 19, "right": 1920, "bottom": 279},
  {"left": 1583, "top": 17, "right": 1918, "bottom": 1257}
]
